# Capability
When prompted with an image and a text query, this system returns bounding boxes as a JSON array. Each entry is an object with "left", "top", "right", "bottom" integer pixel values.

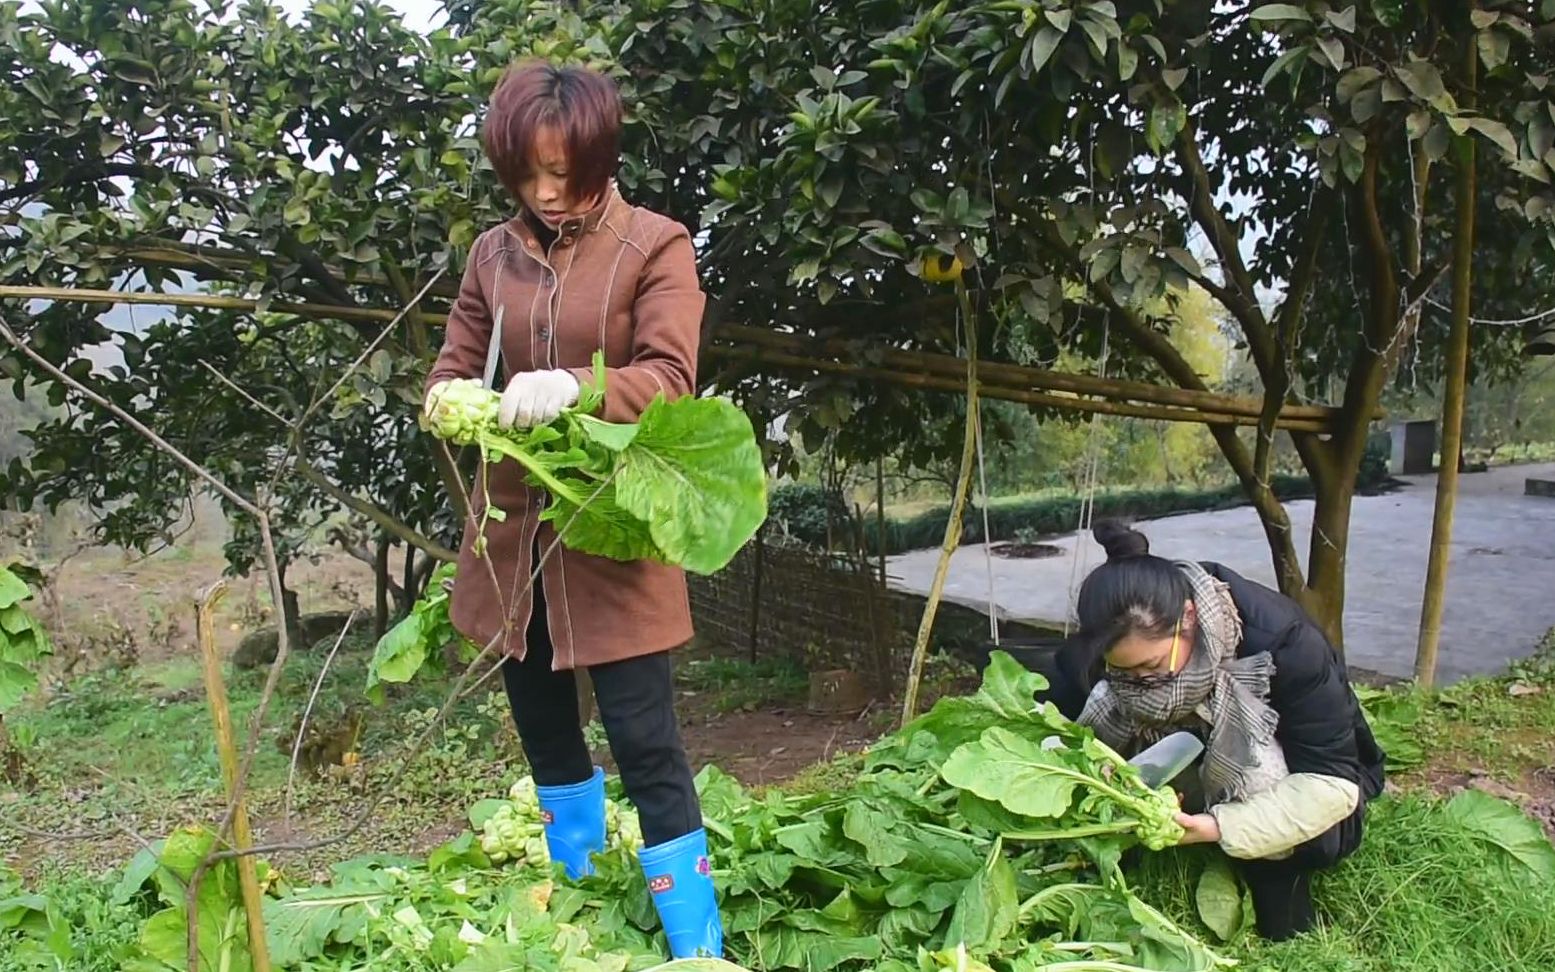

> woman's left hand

[{"left": 1174, "top": 812, "right": 1222, "bottom": 846}]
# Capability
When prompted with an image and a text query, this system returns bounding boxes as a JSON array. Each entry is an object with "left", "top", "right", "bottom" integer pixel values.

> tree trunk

[
  {"left": 276, "top": 558, "right": 303, "bottom": 648},
  {"left": 1301, "top": 467, "right": 1356, "bottom": 646},
  {"left": 401, "top": 543, "right": 415, "bottom": 617},
  {"left": 374, "top": 537, "right": 391, "bottom": 640},
  {"left": 1415, "top": 38, "right": 1478, "bottom": 688}
]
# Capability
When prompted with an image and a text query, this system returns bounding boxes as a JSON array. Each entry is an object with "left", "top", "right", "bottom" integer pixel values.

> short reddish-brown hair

[{"left": 482, "top": 60, "right": 623, "bottom": 204}]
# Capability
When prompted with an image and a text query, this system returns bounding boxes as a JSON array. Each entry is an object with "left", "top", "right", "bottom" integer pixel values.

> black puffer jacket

[{"left": 1042, "top": 562, "right": 1386, "bottom": 800}]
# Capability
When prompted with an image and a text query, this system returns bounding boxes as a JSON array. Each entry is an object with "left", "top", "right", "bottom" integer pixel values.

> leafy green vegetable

[
  {"left": 944, "top": 838, "right": 1018, "bottom": 950},
  {"left": 424, "top": 352, "right": 767, "bottom": 575},
  {"left": 1444, "top": 789, "right": 1555, "bottom": 884},
  {"left": 0, "top": 563, "right": 52, "bottom": 714},
  {"left": 915, "top": 654, "right": 1184, "bottom": 850},
  {"left": 1193, "top": 856, "right": 1243, "bottom": 942},
  {"left": 364, "top": 561, "right": 474, "bottom": 702},
  {"left": 1353, "top": 683, "right": 1426, "bottom": 770}
]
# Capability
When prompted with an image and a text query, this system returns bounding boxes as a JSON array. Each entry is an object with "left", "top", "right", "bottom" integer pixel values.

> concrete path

[{"left": 886, "top": 462, "right": 1555, "bottom": 684}]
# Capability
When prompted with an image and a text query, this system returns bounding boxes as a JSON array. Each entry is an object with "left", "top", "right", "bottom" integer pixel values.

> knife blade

[
  {"left": 482, "top": 304, "right": 506, "bottom": 391},
  {"left": 1126, "top": 732, "right": 1204, "bottom": 789}
]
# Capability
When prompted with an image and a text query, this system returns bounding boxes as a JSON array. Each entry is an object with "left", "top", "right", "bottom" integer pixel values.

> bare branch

[
  {"left": 286, "top": 611, "right": 359, "bottom": 824},
  {"left": 0, "top": 311, "right": 261, "bottom": 518}
]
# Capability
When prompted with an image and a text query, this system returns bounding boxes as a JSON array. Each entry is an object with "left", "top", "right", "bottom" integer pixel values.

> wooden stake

[
  {"left": 1414, "top": 35, "right": 1478, "bottom": 688},
  {"left": 875, "top": 456, "right": 887, "bottom": 585},
  {"left": 901, "top": 282, "right": 981, "bottom": 726},
  {"left": 195, "top": 581, "right": 273, "bottom": 972}
]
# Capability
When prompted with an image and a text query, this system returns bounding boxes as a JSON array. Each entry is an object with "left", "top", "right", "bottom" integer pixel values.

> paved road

[{"left": 886, "top": 462, "right": 1555, "bottom": 683}]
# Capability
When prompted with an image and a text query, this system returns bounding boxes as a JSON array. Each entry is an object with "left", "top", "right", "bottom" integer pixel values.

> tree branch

[
  {"left": 0, "top": 312, "right": 260, "bottom": 519},
  {"left": 296, "top": 459, "right": 457, "bottom": 562},
  {"left": 1174, "top": 119, "right": 1278, "bottom": 374}
]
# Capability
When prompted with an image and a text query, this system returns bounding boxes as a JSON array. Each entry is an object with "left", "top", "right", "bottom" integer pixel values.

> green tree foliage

[{"left": 3, "top": 0, "right": 1553, "bottom": 642}]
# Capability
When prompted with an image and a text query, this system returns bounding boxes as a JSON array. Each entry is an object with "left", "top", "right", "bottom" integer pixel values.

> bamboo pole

[
  {"left": 4, "top": 283, "right": 1354, "bottom": 430},
  {"left": 195, "top": 581, "right": 273, "bottom": 972},
  {"left": 1414, "top": 37, "right": 1478, "bottom": 688},
  {"left": 4, "top": 284, "right": 1364, "bottom": 426},
  {"left": 707, "top": 346, "right": 1332, "bottom": 432},
  {"left": 901, "top": 281, "right": 981, "bottom": 726},
  {"left": 0, "top": 284, "right": 397, "bottom": 323},
  {"left": 716, "top": 323, "right": 1371, "bottom": 422}
]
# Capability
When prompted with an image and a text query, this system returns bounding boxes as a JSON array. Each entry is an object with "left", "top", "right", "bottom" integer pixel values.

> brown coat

[{"left": 425, "top": 188, "right": 706, "bottom": 669}]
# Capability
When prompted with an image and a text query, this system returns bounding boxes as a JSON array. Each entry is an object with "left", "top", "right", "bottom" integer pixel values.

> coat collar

[{"left": 502, "top": 183, "right": 627, "bottom": 251}]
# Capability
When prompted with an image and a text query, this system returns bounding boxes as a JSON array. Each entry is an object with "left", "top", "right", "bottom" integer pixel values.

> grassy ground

[{"left": 2, "top": 620, "right": 1552, "bottom": 970}]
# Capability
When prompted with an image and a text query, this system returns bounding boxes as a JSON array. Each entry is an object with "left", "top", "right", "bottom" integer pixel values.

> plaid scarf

[{"left": 1078, "top": 561, "right": 1288, "bottom": 805}]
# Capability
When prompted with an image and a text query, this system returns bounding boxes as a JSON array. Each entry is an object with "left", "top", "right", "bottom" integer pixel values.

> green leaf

[
  {"left": 1352, "top": 86, "right": 1383, "bottom": 123},
  {"left": 1315, "top": 35, "right": 1346, "bottom": 71},
  {"left": 0, "top": 894, "right": 48, "bottom": 931},
  {"left": 1165, "top": 247, "right": 1202, "bottom": 276},
  {"left": 469, "top": 799, "right": 509, "bottom": 829},
  {"left": 860, "top": 227, "right": 908, "bottom": 258},
  {"left": 1117, "top": 43, "right": 1139, "bottom": 82},
  {"left": 614, "top": 395, "right": 768, "bottom": 576},
  {"left": 0, "top": 661, "right": 40, "bottom": 714},
  {"left": 1261, "top": 45, "right": 1310, "bottom": 88},
  {"left": 1326, "top": 5, "right": 1358, "bottom": 31},
  {"left": 364, "top": 612, "right": 427, "bottom": 701},
  {"left": 1479, "top": 30, "right": 1510, "bottom": 72},
  {"left": 945, "top": 838, "right": 1018, "bottom": 950},
  {"left": 0, "top": 567, "right": 30, "bottom": 610},
  {"left": 1336, "top": 66, "right": 1381, "bottom": 103},
  {"left": 1467, "top": 117, "right": 1519, "bottom": 157},
  {"left": 263, "top": 889, "right": 382, "bottom": 966},
  {"left": 1444, "top": 790, "right": 1555, "bottom": 884},
  {"left": 1396, "top": 60, "right": 1449, "bottom": 108},
  {"left": 1196, "top": 856, "right": 1243, "bottom": 941},
  {"left": 1424, "top": 120, "right": 1451, "bottom": 160},
  {"left": 1250, "top": 4, "right": 1313, "bottom": 24},
  {"left": 111, "top": 847, "right": 163, "bottom": 906},
  {"left": 1147, "top": 101, "right": 1187, "bottom": 153},
  {"left": 1027, "top": 27, "right": 1064, "bottom": 75},
  {"left": 941, "top": 727, "right": 1082, "bottom": 820}
]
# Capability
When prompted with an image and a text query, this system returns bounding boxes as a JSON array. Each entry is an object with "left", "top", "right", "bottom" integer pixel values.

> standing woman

[
  {"left": 423, "top": 61, "right": 719, "bottom": 958},
  {"left": 1046, "top": 520, "right": 1386, "bottom": 941}
]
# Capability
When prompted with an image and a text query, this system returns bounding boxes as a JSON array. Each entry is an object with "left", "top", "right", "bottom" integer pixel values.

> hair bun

[{"left": 1092, "top": 519, "right": 1150, "bottom": 561}]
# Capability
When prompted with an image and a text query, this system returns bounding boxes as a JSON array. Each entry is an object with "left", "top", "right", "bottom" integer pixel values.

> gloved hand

[
  {"left": 423, "top": 379, "right": 451, "bottom": 422},
  {"left": 499, "top": 369, "right": 580, "bottom": 428}
]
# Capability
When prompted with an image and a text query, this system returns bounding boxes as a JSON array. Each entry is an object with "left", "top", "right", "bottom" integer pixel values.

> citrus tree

[{"left": 4, "top": 0, "right": 1553, "bottom": 645}]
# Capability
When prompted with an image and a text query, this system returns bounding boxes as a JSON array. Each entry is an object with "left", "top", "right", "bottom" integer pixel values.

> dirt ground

[{"left": 9, "top": 503, "right": 912, "bottom": 798}]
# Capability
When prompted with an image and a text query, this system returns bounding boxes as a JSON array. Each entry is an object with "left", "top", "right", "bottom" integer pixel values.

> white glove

[{"left": 498, "top": 369, "right": 580, "bottom": 429}]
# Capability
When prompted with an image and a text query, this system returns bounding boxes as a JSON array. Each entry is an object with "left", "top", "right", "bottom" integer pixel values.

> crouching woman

[{"left": 1047, "top": 520, "right": 1387, "bottom": 940}]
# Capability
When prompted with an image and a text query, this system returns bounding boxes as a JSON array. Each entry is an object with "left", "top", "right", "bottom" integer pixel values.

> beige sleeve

[{"left": 1209, "top": 773, "right": 1360, "bottom": 861}]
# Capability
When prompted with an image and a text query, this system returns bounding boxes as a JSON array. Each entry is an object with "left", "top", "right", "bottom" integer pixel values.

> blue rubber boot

[
  {"left": 536, "top": 767, "right": 606, "bottom": 880},
  {"left": 639, "top": 828, "right": 723, "bottom": 958}
]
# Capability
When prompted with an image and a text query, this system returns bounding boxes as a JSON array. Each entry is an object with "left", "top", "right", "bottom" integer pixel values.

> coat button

[
  {"left": 525, "top": 238, "right": 536, "bottom": 249},
  {"left": 538, "top": 327, "right": 551, "bottom": 340}
]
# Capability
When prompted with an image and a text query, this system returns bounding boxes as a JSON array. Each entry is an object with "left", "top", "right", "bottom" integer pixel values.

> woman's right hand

[{"left": 423, "top": 380, "right": 452, "bottom": 422}]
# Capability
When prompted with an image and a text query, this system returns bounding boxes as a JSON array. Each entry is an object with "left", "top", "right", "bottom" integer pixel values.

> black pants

[
  {"left": 1235, "top": 800, "right": 1366, "bottom": 941},
  {"left": 500, "top": 570, "right": 700, "bottom": 849}
]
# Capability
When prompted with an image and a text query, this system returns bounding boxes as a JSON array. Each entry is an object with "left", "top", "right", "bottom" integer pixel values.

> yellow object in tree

[{"left": 921, "top": 252, "right": 964, "bottom": 283}]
